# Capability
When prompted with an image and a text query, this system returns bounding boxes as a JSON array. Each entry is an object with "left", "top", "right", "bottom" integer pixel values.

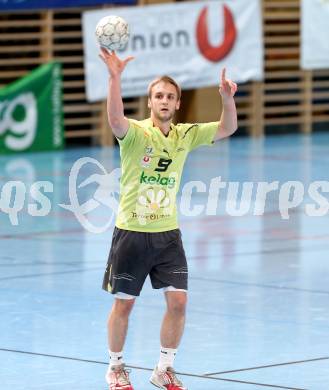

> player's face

[{"left": 148, "top": 82, "right": 180, "bottom": 122}]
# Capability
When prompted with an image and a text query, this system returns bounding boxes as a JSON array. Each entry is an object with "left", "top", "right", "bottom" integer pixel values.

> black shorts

[{"left": 102, "top": 227, "right": 188, "bottom": 296}]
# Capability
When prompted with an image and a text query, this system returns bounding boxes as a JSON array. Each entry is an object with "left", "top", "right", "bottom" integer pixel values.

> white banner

[
  {"left": 83, "top": 0, "right": 263, "bottom": 101},
  {"left": 301, "top": 0, "right": 329, "bottom": 69}
]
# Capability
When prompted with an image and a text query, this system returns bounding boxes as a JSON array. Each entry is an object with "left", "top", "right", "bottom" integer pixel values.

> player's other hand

[
  {"left": 219, "top": 68, "right": 237, "bottom": 102},
  {"left": 98, "top": 47, "right": 134, "bottom": 78}
]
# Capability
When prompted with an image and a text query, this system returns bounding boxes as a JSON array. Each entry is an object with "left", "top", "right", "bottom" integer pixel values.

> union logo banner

[{"left": 83, "top": 0, "right": 263, "bottom": 101}]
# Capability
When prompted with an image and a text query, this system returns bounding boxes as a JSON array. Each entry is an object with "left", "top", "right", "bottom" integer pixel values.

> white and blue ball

[{"left": 95, "top": 15, "right": 129, "bottom": 51}]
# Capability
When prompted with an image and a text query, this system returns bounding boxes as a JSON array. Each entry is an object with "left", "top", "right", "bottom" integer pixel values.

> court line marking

[
  {"left": 0, "top": 261, "right": 102, "bottom": 267},
  {"left": 0, "top": 227, "right": 85, "bottom": 240},
  {"left": 190, "top": 276, "right": 329, "bottom": 295},
  {"left": 204, "top": 356, "right": 329, "bottom": 376},
  {"left": 1, "top": 268, "right": 328, "bottom": 298},
  {"left": 188, "top": 245, "right": 329, "bottom": 258},
  {"left": 3, "top": 230, "right": 329, "bottom": 261},
  {"left": 0, "top": 348, "right": 306, "bottom": 389},
  {"left": 0, "top": 267, "right": 104, "bottom": 282}
]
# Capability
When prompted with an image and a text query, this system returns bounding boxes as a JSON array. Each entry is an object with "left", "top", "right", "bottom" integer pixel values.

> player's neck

[{"left": 150, "top": 115, "right": 172, "bottom": 136}]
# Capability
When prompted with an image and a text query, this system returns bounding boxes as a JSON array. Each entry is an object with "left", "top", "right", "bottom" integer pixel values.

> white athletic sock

[
  {"left": 109, "top": 350, "right": 124, "bottom": 368},
  {"left": 157, "top": 346, "right": 177, "bottom": 372}
]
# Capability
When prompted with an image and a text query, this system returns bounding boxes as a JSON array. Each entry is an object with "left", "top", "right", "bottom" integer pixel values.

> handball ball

[{"left": 95, "top": 15, "right": 129, "bottom": 51}]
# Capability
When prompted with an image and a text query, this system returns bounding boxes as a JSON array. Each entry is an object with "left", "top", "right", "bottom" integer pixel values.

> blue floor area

[{"left": 1, "top": 133, "right": 329, "bottom": 389}]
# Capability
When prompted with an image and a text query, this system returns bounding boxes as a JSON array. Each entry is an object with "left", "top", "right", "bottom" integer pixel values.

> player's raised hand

[
  {"left": 219, "top": 68, "right": 237, "bottom": 102},
  {"left": 99, "top": 47, "right": 134, "bottom": 78}
]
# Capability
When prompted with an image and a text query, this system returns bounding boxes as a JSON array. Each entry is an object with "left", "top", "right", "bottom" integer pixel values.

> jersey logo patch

[
  {"left": 141, "top": 155, "right": 151, "bottom": 168},
  {"left": 138, "top": 188, "right": 170, "bottom": 211}
]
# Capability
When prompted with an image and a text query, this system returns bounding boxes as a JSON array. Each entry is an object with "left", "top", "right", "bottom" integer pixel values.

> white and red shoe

[
  {"left": 106, "top": 364, "right": 134, "bottom": 390},
  {"left": 150, "top": 366, "right": 187, "bottom": 390}
]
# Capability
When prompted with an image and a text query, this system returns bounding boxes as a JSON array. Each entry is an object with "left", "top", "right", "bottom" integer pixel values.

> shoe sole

[{"left": 150, "top": 379, "right": 166, "bottom": 389}]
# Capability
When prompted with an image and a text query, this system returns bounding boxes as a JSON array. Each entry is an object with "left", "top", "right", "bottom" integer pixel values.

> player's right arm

[{"left": 99, "top": 47, "right": 134, "bottom": 139}]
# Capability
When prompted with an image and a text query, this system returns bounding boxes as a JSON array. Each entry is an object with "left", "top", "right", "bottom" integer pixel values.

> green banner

[{"left": 0, "top": 62, "right": 64, "bottom": 154}]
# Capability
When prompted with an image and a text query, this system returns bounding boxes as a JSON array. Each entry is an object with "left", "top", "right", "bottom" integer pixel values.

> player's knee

[
  {"left": 167, "top": 294, "right": 187, "bottom": 316},
  {"left": 112, "top": 298, "right": 135, "bottom": 317}
]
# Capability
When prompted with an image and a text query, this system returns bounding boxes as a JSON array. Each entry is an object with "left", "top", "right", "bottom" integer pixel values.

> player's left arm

[{"left": 214, "top": 68, "right": 238, "bottom": 141}]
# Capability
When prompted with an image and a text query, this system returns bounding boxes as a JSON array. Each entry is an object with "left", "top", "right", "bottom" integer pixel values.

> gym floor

[{"left": 1, "top": 132, "right": 328, "bottom": 389}]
